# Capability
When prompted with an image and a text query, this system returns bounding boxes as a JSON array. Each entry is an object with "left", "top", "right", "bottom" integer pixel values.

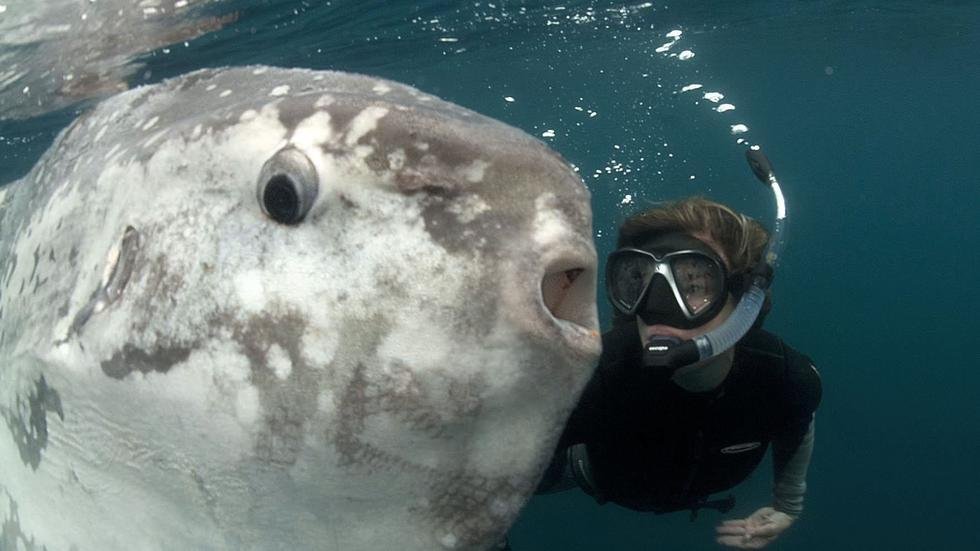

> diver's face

[{"left": 635, "top": 232, "right": 735, "bottom": 344}]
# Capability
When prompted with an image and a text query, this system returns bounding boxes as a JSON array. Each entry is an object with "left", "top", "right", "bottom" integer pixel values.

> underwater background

[{"left": 1, "top": 1, "right": 977, "bottom": 549}]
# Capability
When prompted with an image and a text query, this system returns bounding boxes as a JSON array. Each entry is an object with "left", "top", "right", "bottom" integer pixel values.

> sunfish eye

[
  {"left": 263, "top": 174, "right": 301, "bottom": 223},
  {"left": 257, "top": 147, "right": 318, "bottom": 225}
]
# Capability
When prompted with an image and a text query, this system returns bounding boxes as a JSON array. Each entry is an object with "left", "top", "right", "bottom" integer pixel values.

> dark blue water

[{"left": 2, "top": 1, "right": 978, "bottom": 549}]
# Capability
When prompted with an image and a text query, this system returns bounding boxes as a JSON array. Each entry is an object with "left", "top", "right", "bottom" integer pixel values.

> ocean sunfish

[{"left": 0, "top": 67, "right": 600, "bottom": 550}]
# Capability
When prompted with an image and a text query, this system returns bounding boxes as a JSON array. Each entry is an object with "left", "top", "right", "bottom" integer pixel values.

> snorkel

[{"left": 643, "top": 148, "right": 787, "bottom": 369}]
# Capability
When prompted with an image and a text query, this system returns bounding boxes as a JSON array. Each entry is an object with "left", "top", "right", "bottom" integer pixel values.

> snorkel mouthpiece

[{"left": 643, "top": 336, "right": 699, "bottom": 370}]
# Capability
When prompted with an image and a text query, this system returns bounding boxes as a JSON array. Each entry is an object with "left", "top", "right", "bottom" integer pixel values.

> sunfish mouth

[{"left": 541, "top": 257, "right": 597, "bottom": 336}]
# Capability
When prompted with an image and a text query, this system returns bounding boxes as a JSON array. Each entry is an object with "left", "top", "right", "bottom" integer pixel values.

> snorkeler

[{"left": 536, "top": 169, "right": 821, "bottom": 548}]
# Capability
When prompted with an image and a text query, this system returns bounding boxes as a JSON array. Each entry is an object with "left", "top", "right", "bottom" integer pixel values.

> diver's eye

[{"left": 257, "top": 147, "right": 318, "bottom": 225}]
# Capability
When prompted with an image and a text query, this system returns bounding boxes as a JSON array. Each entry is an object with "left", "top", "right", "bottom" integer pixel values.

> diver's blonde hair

[{"left": 617, "top": 197, "right": 769, "bottom": 275}]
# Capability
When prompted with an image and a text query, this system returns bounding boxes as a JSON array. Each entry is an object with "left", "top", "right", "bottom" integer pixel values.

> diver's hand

[{"left": 715, "top": 507, "right": 793, "bottom": 549}]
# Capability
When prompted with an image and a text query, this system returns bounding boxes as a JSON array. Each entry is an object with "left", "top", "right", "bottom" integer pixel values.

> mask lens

[
  {"left": 608, "top": 252, "right": 658, "bottom": 312},
  {"left": 670, "top": 254, "right": 725, "bottom": 315}
]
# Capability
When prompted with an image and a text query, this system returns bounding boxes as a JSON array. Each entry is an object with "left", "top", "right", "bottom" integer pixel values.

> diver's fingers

[
  {"left": 716, "top": 535, "right": 745, "bottom": 548},
  {"left": 716, "top": 534, "right": 776, "bottom": 549},
  {"left": 746, "top": 521, "right": 782, "bottom": 538},
  {"left": 715, "top": 522, "right": 748, "bottom": 536},
  {"left": 718, "top": 518, "right": 748, "bottom": 528}
]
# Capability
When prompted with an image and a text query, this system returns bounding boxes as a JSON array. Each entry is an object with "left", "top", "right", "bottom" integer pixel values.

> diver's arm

[
  {"left": 715, "top": 419, "right": 814, "bottom": 548},
  {"left": 770, "top": 417, "right": 815, "bottom": 517}
]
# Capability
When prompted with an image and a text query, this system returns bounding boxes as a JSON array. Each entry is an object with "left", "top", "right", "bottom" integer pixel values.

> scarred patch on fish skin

[
  {"left": 1, "top": 376, "right": 64, "bottom": 471},
  {"left": 99, "top": 343, "right": 195, "bottom": 379}
]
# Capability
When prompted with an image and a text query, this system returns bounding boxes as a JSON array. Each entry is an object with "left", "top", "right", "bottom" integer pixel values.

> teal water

[{"left": 1, "top": 1, "right": 978, "bottom": 549}]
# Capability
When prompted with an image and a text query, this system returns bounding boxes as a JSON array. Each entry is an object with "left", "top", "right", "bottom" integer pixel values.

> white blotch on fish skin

[
  {"left": 681, "top": 84, "right": 703, "bottom": 92},
  {"left": 252, "top": 67, "right": 268, "bottom": 75},
  {"left": 291, "top": 111, "right": 333, "bottom": 150},
  {"left": 302, "top": 328, "right": 338, "bottom": 370},
  {"left": 235, "top": 385, "right": 260, "bottom": 426},
  {"left": 316, "top": 390, "right": 336, "bottom": 417},
  {"left": 703, "top": 92, "right": 724, "bottom": 103},
  {"left": 666, "top": 29, "right": 683, "bottom": 39},
  {"left": 678, "top": 50, "right": 695, "bottom": 60},
  {"left": 372, "top": 83, "right": 392, "bottom": 95},
  {"left": 240, "top": 109, "right": 258, "bottom": 122},
  {"left": 532, "top": 193, "right": 569, "bottom": 246},
  {"left": 267, "top": 343, "right": 292, "bottom": 381},
  {"left": 461, "top": 160, "right": 489, "bottom": 183},
  {"left": 314, "top": 95, "right": 335, "bottom": 108},
  {"left": 206, "top": 84, "right": 217, "bottom": 91},
  {"left": 377, "top": 316, "right": 454, "bottom": 391},
  {"left": 190, "top": 124, "right": 203, "bottom": 140},
  {"left": 344, "top": 106, "right": 389, "bottom": 146},
  {"left": 541, "top": 129, "right": 556, "bottom": 138},
  {"left": 207, "top": 343, "right": 257, "bottom": 424},
  {"left": 0, "top": 70, "right": 25, "bottom": 89},
  {"left": 731, "top": 124, "right": 749, "bottom": 134},
  {"left": 490, "top": 497, "right": 513, "bottom": 517},
  {"left": 143, "top": 129, "right": 167, "bottom": 148},
  {"left": 211, "top": 345, "right": 252, "bottom": 386},
  {"left": 387, "top": 149, "right": 406, "bottom": 170},
  {"left": 621, "top": 194, "right": 633, "bottom": 205},
  {"left": 655, "top": 42, "right": 674, "bottom": 53},
  {"left": 103, "top": 143, "right": 121, "bottom": 161},
  {"left": 95, "top": 125, "right": 108, "bottom": 142},
  {"left": 269, "top": 85, "right": 290, "bottom": 97},
  {"left": 234, "top": 270, "right": 267, "bottom": 313},
  {"left": 352, "top": 145, "right": 373, "bottom": 160},
  {"left": 447, "top": 194, "right": 490, "bottom": 224},
  {"left": 716, "top": 104, "right": 735, "bottom": 113},
  {"left": 0, "top": 6, "right": 7, "bottom": 14},
  {"left": 504, "top": 96, "right": 515, "bottom": 103},
  {"left": 220, "top": 89, "right": 232, "bottom": 98},
  {"left": 175, "top": 0, "right": 189, "bottom": 8},
  {"left": 439, "top": 532, "right": 458, "bottom": 549}
]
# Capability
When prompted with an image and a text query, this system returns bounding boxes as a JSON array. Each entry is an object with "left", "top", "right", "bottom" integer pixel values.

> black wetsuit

[{"left": 547, "top": 324, "right": 822, "bottom": 515}]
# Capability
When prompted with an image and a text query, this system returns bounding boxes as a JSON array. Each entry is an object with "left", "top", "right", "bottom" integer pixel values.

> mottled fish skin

[
  {"left": 0, "top": 67, "right": 600, "bottom": 550},
  {"left": 0, "top": 0, "right": 236, "bottom": 120}
]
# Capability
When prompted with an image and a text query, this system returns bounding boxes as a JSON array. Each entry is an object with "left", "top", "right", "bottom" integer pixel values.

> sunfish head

[{"left": 0, "top": 67, "right": 599, "bottom": 550}]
